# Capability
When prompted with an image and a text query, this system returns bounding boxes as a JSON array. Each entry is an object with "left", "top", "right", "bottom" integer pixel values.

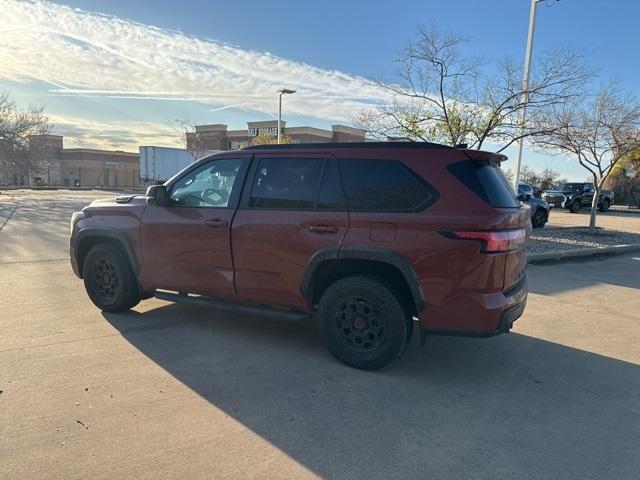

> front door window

[{"left": 170, "top": 159, "right": 243, "bottom": 208}]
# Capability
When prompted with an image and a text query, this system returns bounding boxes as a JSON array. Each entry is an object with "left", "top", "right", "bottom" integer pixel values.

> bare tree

[
  {"left": 354, "top": 25, "right": 593, "bottom": 152},
  {"left": 505, "top": 165, "right": 565, "bottom": 193},
  {"left": 0, "top": 91, "right": 50, "bottom": 184},
  {"left": 535, "top": 83, "right": 640, "bottom": 233},
  {"left": 169, "top": 117, "right": 211, "bottom": 160},
  {"left": 604, "top": 149, "right": 640, "bottom": 205}
]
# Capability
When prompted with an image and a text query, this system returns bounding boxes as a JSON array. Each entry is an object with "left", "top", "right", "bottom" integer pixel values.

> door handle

[
  {"left": 204, "top": 218, "right": 229, "bottom": 228},
  {"left": 308, "top": 225, "right": 339, "bottom": 234}
]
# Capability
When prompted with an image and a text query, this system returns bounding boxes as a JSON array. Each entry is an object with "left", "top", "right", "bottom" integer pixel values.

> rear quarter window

[
  {"left": 447, "top": 160, "right": 519, "bottom": 208},
  {"left": 339, "top": 159, "right": 438, "bottom": 212}
]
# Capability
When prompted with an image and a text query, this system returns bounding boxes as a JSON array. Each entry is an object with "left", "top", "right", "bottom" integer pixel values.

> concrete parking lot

[{"left": 1, "top": 190, "right": 639, "bottom": 479}]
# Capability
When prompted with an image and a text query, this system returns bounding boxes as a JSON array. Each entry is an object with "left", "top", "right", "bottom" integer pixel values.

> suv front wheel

[
  {"left": 317, "top": 276, "right": 408, "bottom": 370},
  {"left": 531, "top": 208, "right": 548, "bottom": 228},
  {"left": 82, "top": 243, "right": 141, "bottom": 312},
  {"left": 569, "top": 199, "right": 581, "bottom": 213}
]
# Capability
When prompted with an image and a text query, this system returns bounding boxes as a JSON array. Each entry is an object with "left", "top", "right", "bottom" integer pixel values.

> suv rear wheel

[
  {"left": 599, "top": 199, "right": 611, "bottom": 212},
  {"left": 317, "top": 276, "right": 408, "bottom": 370},
  {"left": 82, "top": 243, "right": 141, "bottom": 312}
]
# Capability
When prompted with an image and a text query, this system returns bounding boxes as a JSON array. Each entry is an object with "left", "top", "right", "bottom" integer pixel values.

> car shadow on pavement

[{"left": 102, "top": 304, "right": 640, "bottom": 479}]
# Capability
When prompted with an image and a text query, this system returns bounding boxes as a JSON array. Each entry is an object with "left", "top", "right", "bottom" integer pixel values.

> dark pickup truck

[{"left": 541, "top": 183, "right": 614, "bottom": 213}]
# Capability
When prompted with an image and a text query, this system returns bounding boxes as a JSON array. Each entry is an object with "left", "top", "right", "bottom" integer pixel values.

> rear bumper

[{"left": 419, "top": 275, "right": 528, "bottom": 339}]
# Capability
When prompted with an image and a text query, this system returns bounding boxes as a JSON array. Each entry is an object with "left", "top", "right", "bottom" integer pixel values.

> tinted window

[
  {"left": 448, "top": 160, "right": 519, "bottom": 208},
  {"left": 340, "top": 159, "right": 436, "bottom": 212},
  {"left": 557, "top": 183, "right": 583, "bottom": 193},
  {"left": 170, "top": 158, "right": 243, "bottom": 207},
  {"left": 249, "top": 157, "right": 324, "bottom": 209},
  {"left": 317, "top": 160, "right": 346, "bottom": 210}
]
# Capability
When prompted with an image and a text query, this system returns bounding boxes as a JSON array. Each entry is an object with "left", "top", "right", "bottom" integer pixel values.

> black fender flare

[
  {"left": 74, "top": 227, "right": 140, "bottom": 276},
  {"left": 300, "top": 246, "right": 426, "bottom": 313}
]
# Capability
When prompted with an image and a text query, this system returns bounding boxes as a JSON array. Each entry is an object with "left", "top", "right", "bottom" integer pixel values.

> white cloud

[
  {"left": 0, "top": 0, "right": 393, "bottom": 123},
  {"left": 47, "top": 114, "right": 181, "bottom": 151}
]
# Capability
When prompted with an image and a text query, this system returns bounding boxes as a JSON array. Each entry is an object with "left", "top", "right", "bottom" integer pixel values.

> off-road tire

[
  {"left": 82, "top": 243, "right": 141, "bottom": 312},
  {"left": 317, "top": 276, "right": 408, "bottom": 370},
  {"left": 569, "top": 199, "right": 581, "bottom": 214},
  {"left": 531, "top": 208, "right": 548, "bottom": 228},
  {"left": 599, "top": 199, "right": 611, "bottom": 212}
]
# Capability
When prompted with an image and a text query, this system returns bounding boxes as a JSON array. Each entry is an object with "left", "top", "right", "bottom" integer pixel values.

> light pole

[
  {"left": 513, "top": 0, "right": 552, "bottom": 189},
  {"left": 277, "top": 88, "right": 296, "bottom": 144}
]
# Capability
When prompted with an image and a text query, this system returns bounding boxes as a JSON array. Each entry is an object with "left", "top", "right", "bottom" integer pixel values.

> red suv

[{"left": 70, "top": 142, "right": 529, "bottom": 369}]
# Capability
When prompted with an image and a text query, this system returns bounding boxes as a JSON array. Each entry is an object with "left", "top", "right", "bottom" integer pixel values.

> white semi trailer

[{"left": 139, "top": 146, "right": 220, "bottom": 183}]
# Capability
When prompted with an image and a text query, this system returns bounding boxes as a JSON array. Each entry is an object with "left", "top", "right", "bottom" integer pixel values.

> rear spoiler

[{"left": 462, "top": 150, "right": 508, "bottom": 166}]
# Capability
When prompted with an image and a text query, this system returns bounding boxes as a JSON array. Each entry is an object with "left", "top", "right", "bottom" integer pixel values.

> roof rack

[{"left": 243, "top": 141, "right": 455, "bottom": 151}]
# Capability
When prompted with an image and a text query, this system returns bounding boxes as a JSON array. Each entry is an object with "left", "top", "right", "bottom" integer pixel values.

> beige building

[
  {"left": 5, "top": 121, "right": 365, "bottom": 187},
  {"left": 186, "top": 121, "right": 366, "bottom": 152},
  {"left": 24, "top": 135, "right": 139, "bottom": 188}
]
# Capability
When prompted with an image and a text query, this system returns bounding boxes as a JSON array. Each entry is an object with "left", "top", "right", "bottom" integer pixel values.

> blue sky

[{"left": 2, "top": 0, "right": 639, "bottom": 180}]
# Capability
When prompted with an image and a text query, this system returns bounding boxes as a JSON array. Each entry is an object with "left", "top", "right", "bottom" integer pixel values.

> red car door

[
  {"left": 232, "top": 155, "right": 348, "bottom": 309},
  {"left": 141, "top": 155, "right": 249, "bottom": 298}
]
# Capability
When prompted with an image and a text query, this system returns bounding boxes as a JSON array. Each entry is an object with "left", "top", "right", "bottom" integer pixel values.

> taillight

[{"left": 441, "top": 228, "right": 527, "bottom": 253}]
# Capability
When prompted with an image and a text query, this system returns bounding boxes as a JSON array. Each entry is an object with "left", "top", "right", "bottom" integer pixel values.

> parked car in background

[
  {"left": 532, "top": 185, "right": 542, "bottom": 198},
  {"left": 542, "top": 183, "right": 614, "bottom": 213},
  {"left": 518, "top": 183, "right": 549, "bottom": 228},
  {"left": 518, "top": 182, "right": 534, "bottom": 198},
  {"left": 70, "top": 142, "right": 529, "bottom": 370}
]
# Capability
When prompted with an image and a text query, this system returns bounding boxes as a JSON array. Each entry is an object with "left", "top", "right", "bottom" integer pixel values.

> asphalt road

[{"left": 1, "top": 190, "right": 639, "bottom": 480}]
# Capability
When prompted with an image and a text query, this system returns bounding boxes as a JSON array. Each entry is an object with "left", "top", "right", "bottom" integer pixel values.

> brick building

[
  {"left": 186, "top": 121, "right": 366, "bottom": 152},
  {"left": 22, "top": 135, "right": 139, "bottom": 187}
]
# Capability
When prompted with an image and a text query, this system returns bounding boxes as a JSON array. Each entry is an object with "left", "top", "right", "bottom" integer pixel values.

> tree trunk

[{"left": 589, "top": 185, "right": 599, "bottom": 234}]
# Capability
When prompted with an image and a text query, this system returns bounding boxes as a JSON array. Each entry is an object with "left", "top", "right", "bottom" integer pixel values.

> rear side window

[
  {"left": 249, "top": 157, "right": 324, "bottom": 209},
  {"left": 339, "top": 159, "right": 437, "bottom": 212},
  {"left": 248, "top": 157, "right": 346, "bottom": 210},
  {"left": 448, "top": 160, "right": 519, "bottom": 208}
]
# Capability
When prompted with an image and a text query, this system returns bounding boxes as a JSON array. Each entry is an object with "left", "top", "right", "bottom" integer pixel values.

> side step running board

[{"left": 154, "top": 291, "right": 310, "bottom": 322}]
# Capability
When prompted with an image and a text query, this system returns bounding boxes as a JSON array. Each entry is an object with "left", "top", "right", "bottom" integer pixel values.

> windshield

[
  {"left": 557, "top": 183, "right": 583, "bottom": 192},
  {"left": 518, "top": 183, "right": 533, "bottom": 194}
]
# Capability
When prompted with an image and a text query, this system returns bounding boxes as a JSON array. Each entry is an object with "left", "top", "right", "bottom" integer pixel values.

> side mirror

[
  {"left": 146, "top": 184, "right": 170, "bottom": 207},
  {"left": 518, "top": 193, "right": 531, "bottom": 202}
]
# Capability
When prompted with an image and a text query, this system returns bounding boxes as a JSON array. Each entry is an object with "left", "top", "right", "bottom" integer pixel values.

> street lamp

[
  {"left": 277, "top": 88, "right": 296, "bottom": 144},
  {"left": 512, "top": 0, "right": 556, "bottom": 189}
]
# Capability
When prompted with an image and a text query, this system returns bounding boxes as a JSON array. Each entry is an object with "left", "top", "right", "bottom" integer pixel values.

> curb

[
  {"left": 609, "top": 208, "right": 640, "bottom": 216},
  {"left": 527, "top": 243, "right": 640, "bottom": 263}
]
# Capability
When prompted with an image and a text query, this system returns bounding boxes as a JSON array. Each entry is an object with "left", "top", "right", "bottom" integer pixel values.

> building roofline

[
  {"left": 284, "top": 126, "right": 333, "bottom": 138},
  {"left": 247, "top": 120, "right": 283, "bottom": 127},
  {"left": 226, "top": 130, "right": 250, "bottom": 138},
  {"left": 331, "top": 124, "right": 366, "bottom": 135},
  {"left": 194, "top": 124, "right": 228, "bottom": 132},
  {"left": 30, "top": 134, "right": 64, "bottom": 138},
  {"left": 61, "top": 148, "right": 138, "bottom": 156}
]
